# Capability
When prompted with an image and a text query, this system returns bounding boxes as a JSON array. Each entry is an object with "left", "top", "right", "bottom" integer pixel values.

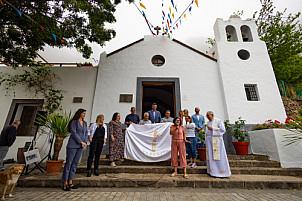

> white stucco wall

[
  {"left": 250, "top": 129, "right": 302, "bottom": 168},
  {"left": 214, "top": 16, "right": 287, "bottom": 124},
  {"left": 91, "top": 35, "right": 226, "bottom": 123},
  {"left": 0, "top": 66, "right": 97, "bottom": 161}
]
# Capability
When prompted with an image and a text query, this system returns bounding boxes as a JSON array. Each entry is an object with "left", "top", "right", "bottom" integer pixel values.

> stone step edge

[
  {"left": 76, "top": 165, "right": 302, "bottom": 171},
  {"left": 18, "top": 174, "right": 302, "bottom": 189}
]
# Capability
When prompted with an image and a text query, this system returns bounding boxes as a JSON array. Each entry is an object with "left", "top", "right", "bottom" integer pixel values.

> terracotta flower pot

[
  {"left": 46, "top": 160, "right": 64, "bottom": 176},
  {"left": 232, "top": 142, "right": 249, "bottom": 155},
  {"left": 197, "top": 148, "right": 207, "bottom": 161}
]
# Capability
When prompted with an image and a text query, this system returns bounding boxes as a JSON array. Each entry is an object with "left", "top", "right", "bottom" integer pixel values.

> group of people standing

[{"left": 61, "top": 103, "right": 231, "bottom": 191}]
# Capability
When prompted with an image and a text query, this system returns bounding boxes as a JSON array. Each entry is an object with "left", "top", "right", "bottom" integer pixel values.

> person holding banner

[
  {"left": 87, "top": 114, "right": 107, "bottom": 177},
  {"left": 109, "top": 113, "right": 124, "bottom": 167},
  {"left": 205, "top": 111, "right": 231, "bottom": 178},
  {"left": 170, "top": 117, "right": 191, "bottom": 179},
  {"left": 62, "top": 109, "right": 88, "bottom": 191}
]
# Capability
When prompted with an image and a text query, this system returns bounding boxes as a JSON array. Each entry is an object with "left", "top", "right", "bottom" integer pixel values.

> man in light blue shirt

[
  {"left": 139, "top": 113, "right": 152, "bottom": 124},
  {"left": 191, "top": 107, "right": 205, "bottom": 141}
]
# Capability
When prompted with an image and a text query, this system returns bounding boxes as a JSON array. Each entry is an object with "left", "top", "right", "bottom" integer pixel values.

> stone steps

[
  {"left": 96, "top": 159, "right": 281, "bottom": 168},
  {"left": 75, "top": 165, "right": 302, "bottom": 176},
  {"left": 18, "top": 173, "right": 302, "bottom": 189}
]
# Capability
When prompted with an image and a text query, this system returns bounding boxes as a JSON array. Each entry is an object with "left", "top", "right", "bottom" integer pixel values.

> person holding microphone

[{"left": 170, "top": 117, "right": 191, "bottom": 179}]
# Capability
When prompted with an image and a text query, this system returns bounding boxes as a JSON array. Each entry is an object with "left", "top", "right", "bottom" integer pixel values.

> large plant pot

[
  {"left": 197, "top": 148, "right": 207, "bottom": 161},
  {"left": 232, "top": 142, "right": 249, "bottom": 155},
  {"left": 46, "top": 160, "right": 64, "bottom": 176}
]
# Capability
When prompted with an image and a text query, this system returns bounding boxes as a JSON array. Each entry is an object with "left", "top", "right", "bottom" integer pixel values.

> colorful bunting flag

[
  {"left": 195, "top": 0, "right": 199, "bottom": 7},
  {"left": 14, "top": 7, "right": 22, "bottom": 17},
  {"left": 0, "top": 0, "right": 3, "bottom": 6},
  {"left": 61, "top": 40, "right": 65, "bottom": 43},
  {"left": 169, "top": 7, "right": 171, "bottom": 14},
  {"left": 176, "top": 23, "right": 178, "bottom": 28},
  {"left": 162, "top": 11, "right": 165, "bottom": 17},
  {"left": 171, "top": 0, "right": 174, "bottom": 7},
  {"left": 172, "top": 13, "right": 174, "bottom": 19},
  {"left": 189, "top": 6, "right": 192, "bottom": 13},
  {"left": 38, "top": 24, "right": 45, "bottom": 34},
  {"left": 139, "top": 2, "right": 146, "bottom": 9},
  {"left": 51, "top": 33, "right": 56, "bottom": 43},
  {"left": 184, "top": 14, "right": 186, "bottom": 19}
]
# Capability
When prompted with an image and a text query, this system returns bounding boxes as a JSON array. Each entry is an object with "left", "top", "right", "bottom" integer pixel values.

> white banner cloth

[{"left": 124, "top": 123, "right": 173, "bottom": 162}]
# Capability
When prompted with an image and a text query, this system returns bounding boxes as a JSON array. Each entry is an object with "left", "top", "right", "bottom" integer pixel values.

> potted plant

[
  {"left": 196, "top": 129, "right": 206, "bottom": 161},
  {"left": 225, "top": 117, "right": 249, "bottom": 155},
  {"left": 36, "top": 111, "right": 72, "bottom": 175},
  {"left": 81, "top": 62, "right": 93, "bottom": 66}
]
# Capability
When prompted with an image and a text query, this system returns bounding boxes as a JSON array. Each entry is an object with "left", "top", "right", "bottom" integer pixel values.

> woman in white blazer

[{"left": 86, "top": 114, "right": 107, "bottom": 177}]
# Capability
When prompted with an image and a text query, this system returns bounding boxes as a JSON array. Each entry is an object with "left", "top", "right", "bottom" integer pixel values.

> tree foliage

[
  {"left": 0, "top": 0, "right": 133, "bottom": 66},
  {"left": 253, "top": 0, "right": 302, "bottom": 85}
]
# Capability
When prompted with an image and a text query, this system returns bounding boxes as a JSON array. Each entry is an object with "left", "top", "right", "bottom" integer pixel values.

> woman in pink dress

[{"left": 170, "top": 117, "right": 191, "bottom": 178}]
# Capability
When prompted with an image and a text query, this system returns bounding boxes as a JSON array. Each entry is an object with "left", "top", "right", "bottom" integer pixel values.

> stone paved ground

[{"left": 3, "top": 188, "right": 302, "bottom": 201}]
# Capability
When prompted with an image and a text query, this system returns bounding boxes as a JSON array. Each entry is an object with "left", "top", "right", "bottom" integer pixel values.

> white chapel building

[{"left": 0, "top": 16, "right": 287, "bottom": 160}]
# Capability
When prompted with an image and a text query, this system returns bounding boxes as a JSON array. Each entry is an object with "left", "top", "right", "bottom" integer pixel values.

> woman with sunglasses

[{"left": 170, "top": 117, "right": 191, "bottom": 179}]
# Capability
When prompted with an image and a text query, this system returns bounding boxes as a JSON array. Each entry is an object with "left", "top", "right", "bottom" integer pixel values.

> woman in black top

[{"left": 87, "top": 114, "right": 107, "bottom": 177}]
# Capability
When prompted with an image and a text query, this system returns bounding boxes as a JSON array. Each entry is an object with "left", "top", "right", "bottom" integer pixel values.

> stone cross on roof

[{"left": 154, "top": 26, "right": 161, "bottom": 35}]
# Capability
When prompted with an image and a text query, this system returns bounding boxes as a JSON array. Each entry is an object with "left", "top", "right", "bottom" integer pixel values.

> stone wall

[{"left": 282, "top": 97, "right": 302, "bottom": 119}]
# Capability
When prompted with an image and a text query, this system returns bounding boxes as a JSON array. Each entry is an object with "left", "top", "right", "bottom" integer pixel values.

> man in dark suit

[
  {"left": 148, "top": 103, "right": 162, "bottom": 123},
  {"left": 0, "top": 120, "right": 21, "bottom": 171}
]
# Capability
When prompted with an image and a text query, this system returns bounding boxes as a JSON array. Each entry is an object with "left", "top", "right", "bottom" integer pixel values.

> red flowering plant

[
  {"left": 253, "top": 119, "right": 285, "bottom": 130},
  {"left": 283, "top": 118, "right": 302, "bottom": 145}
]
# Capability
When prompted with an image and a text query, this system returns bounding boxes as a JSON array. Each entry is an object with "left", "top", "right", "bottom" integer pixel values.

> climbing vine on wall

[{"left": 0, "top": 62, "right": 64, "bottom": 114}]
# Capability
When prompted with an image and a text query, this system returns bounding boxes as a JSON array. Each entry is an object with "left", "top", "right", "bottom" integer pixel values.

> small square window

[{"left": 244, "top": 84, "right": 259, "bottom": 101}]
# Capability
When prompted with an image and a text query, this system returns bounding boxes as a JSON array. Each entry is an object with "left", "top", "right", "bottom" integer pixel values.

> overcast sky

[{"left": 37, "top": 0, "right": 302, "bottom": 64}]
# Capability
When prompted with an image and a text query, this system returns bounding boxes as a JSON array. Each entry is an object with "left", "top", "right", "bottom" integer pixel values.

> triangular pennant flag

[
  {"left": 162, "top": 16, "right": 164, "bottom": 21},
  {"left": 139, "top": 2, "right": 146, "bottom": 9},
  {"left": 172, "top": 13, "right": 174, "bottom": 19},
  {"left": 169, "top": 7, "right": 171, "bottom": 14},
  {"left": 189, "top": 6, "right": 192, "bottom": 13},
  {"left": 175, "top": 6, "right": 178, "bottom": 12},
  {"left": 176, "top": 23, "right": 178, "bottom": 28},
  {"left": 168, "top": 33, "right": 170, "bottom": 38},
  {"left": 173, "top": 27, "right": 175, "bottom": 30},
  {"left": 167, "top": 19, "right": 170, "bottom": 28},
  {"left": 170, "top": 18, "right": 172, "bottom": 24},
  {"left": 184, "top": 14, "right": 186, "bottom": 19},
  {"left": 179, "top": 19, "right": 181, "bottom": 24},
  {"left": 51, "top": 33, "right": 56, "bottom": 43},
  {"left": 76, "top": 49, "right": 79, "bottom": 53},
  {"left": 162, "top": 11, "right": 165, "bottom": 17},
  {"left": 168, "top": 13, "right": 171, "bottom": 19},
  {"left": 195, "top": 0, "right": 199, "bottom": 7},
  {"left": 0, "top": 0, "right": 4, "bottom": 6},
  {"left": 61, "top": 40, "right": 65, "bottom": 43},
  {"left": 14, "top": 7, "right": 22, "bottom": 18},
  {"left": 171, "top": 0, "right": 174, "bottom": 7},
  {"left": 38, "top": 24, "right": 45, "bottom": 34}
]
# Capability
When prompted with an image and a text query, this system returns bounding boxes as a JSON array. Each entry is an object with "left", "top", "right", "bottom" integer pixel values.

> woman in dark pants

[
  {"left": 62, "top": 109, "right": 88, "bottom": 191},
  {"left": 87, "top": 114, "right": 107, "bottom": 177}
]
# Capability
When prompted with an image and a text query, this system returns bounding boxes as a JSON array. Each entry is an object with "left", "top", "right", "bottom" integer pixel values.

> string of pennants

[
  {"left": 136, "top": 0, "right": 199, "bottom": 38},
  {"left": 1, "top": 0, "right": 99, "bottom": 64}
]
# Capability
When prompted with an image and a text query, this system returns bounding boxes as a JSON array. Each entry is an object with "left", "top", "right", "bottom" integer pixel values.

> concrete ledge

[{"left": 18, "top": 173, "right": 302, "bottom": 189}]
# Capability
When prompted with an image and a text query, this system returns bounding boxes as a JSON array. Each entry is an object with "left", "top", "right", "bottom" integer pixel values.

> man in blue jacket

[
  {"left": 148, "top": 103, "right": 162, "bottom": 123},
  {"left": 0, "top": 120, "right": 21, "bottom": 171},
  {"left": 191, "top": 107, "right": 205, "bottom": 141}
]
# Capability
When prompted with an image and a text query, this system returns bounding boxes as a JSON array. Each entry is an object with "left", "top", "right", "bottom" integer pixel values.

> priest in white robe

[{"left": 205, "top": 111, "right": 231, "bottom": 178}]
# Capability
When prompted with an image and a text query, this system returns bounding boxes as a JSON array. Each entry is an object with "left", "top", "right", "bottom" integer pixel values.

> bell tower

[{"left": 213, "top": 15, "right": 286, "bottom": 123}]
